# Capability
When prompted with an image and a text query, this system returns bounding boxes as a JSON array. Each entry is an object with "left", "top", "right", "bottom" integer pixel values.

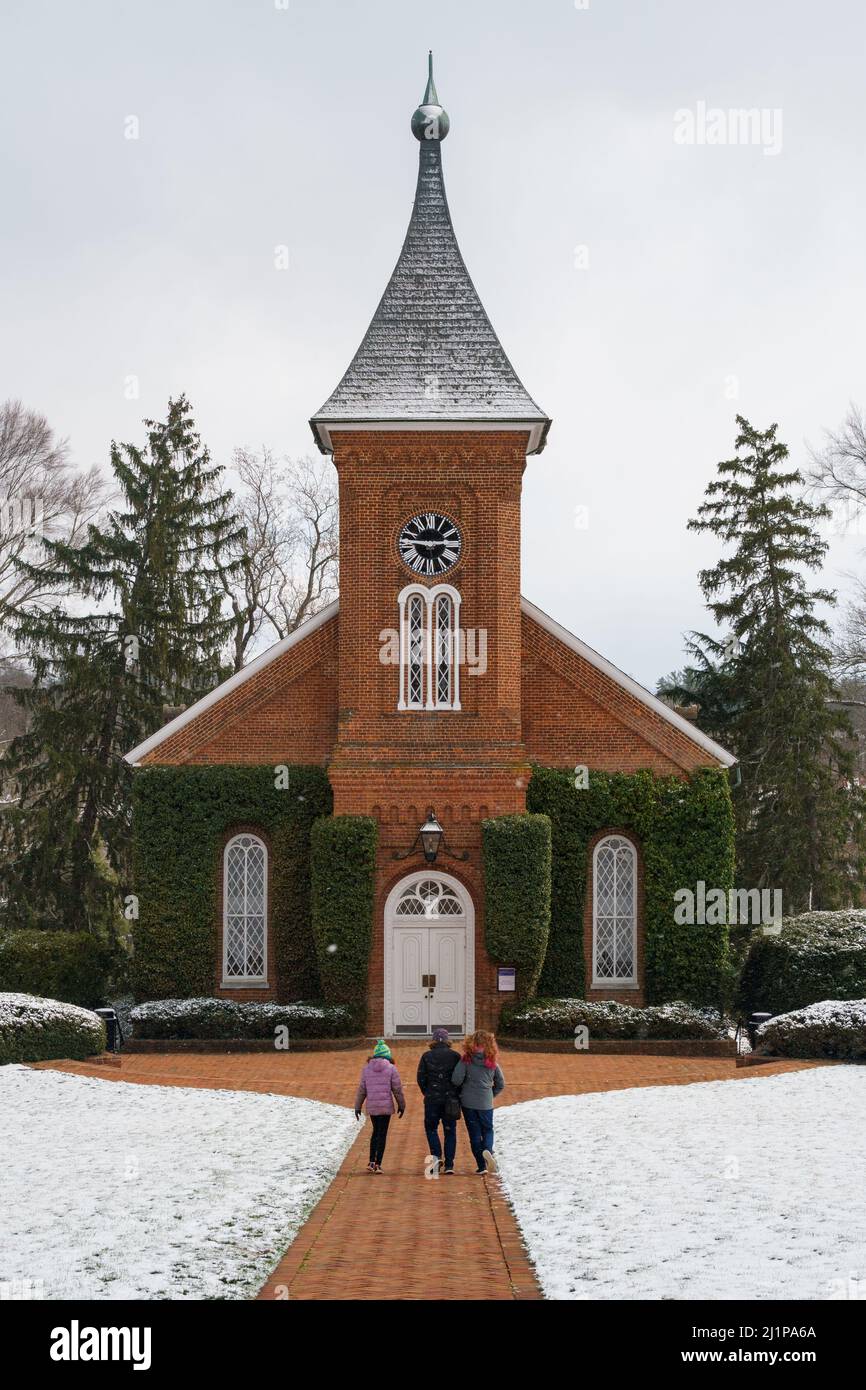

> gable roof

[
  {"left": 310, "top": 66, "right": 550, "bottom": 455},
  {"left": 124, "top": 600, "right": 338, "bottom": 766},
  {"left": 521, "top": 597, "right": 736, "bottom": 768},
  {"left": 125, "top": 594, "right": 734, "bottom": 770}
]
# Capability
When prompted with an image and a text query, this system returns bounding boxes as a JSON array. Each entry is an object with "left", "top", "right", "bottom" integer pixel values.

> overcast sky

[{"left": 2, "top": 0, "right": 865, "bottom": 686}]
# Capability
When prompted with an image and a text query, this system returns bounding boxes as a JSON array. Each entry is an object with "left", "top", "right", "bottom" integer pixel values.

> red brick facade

[{"left": 135, "top": 427, "right": 728, "bottom": 1034}]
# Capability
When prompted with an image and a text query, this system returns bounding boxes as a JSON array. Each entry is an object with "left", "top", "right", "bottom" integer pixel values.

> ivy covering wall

[
  {"left": 482, "top": 813, "right": 551, "bottom": 999},
  {"left": 527, "top": 765, "right": 735, "bottom": 1007},
  {"left": 131, "top": 765, "right": 332, "bottom": 1000},
  {"left": 310, "top": 815, "right": 378, "bottom": 1013}
]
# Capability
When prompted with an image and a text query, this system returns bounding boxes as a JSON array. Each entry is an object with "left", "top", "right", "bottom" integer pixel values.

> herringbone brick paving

[{"left": 36, "top": 1047, "right": 820, "bottom": 1301}]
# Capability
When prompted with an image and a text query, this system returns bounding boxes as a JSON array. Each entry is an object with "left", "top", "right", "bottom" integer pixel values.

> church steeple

[
  {"left": 410, "top": 51, "right": 450, "bottom": 141},
  {"left": 310, "top": 55, "right": 550, "bottom": 455}
]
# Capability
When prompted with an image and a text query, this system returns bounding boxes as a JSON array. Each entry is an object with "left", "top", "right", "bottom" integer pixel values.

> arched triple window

[
  {"left": 222, "top": 834, "right": 268, "bottom": 985},
  {"left": 398, "top": 583, "right": 461, "bottom": 711},
  {"left": 592, "top": 835, "right": 637, "bottom": 987}
]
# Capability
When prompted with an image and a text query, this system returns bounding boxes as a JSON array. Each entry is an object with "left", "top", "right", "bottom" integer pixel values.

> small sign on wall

[{"left": 497, "top": 967, "right": 516, "bottom": 992}]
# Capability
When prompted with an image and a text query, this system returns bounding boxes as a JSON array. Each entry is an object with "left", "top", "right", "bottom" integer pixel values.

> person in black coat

[{"left": 417, "top": 1028, "right": 461, "bottom": 1174}]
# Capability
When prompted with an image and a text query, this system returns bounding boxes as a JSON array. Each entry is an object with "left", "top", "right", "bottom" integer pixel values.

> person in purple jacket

[{"left": 354, "top": 1039, "right": 406, "bottom": 1172}]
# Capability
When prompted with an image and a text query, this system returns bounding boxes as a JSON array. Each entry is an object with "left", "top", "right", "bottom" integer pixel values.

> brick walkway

[{"left": 37, "top": 1048, "right": 820, "bottom": 1301}]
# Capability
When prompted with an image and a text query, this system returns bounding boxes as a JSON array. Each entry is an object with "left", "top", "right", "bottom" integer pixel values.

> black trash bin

[
  {"left": 746, "top": 1011, "right": 773, "bottom": 1048},
  {"left": 94, "top": 1007, "right": 123, "bottom": 1053}
]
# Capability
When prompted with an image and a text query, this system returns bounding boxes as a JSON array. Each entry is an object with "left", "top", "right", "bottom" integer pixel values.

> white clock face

[{"left": 398, "top": 512, "right": 462, "bottom": 576}]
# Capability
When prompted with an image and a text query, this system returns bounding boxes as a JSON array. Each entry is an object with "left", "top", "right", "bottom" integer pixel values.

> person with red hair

[{"left": 451, "top": 1030, "right": 505, "bottom": 1175}]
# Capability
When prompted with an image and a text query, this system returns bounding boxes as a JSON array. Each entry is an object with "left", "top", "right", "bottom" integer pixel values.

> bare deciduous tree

[
  {"left": 807, "top": 403, "right": 866, "bottom": 516},
  {"left": 0, "top": 399, "right": 108, "bottom": 659},
  {"left": 808, "top": 404, "right": 866, "bottom": 676},
  {"left": 221, "top": 448, "right": 338, "bottom": 670}
]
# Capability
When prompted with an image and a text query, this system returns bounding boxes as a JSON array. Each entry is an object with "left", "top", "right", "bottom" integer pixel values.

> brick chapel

[{"left": 127, "top": 59, "right": 733, "bottom": 1036}]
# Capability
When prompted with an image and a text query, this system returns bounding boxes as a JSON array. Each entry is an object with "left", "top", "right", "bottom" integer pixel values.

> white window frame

[
  {"left": 222, "top": 833, "right": 268, "bottom": 987},
  {"left": 591, "top": 835, "right": 638, "bottom": 988},
  {"left": 397, "top": 583, "right": 461, "bottom": 711}
]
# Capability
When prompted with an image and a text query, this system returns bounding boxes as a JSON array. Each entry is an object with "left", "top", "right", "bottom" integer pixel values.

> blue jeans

[
  {"left": 462, "top": 1107, "right": 494, "bottom": 1169},
  {"left": 424, "top": 1100, "right": 457, "bottom": 1167}
]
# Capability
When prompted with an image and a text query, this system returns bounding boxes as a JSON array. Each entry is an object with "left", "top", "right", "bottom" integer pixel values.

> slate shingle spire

[{"left": 310, "top": 53, "right": 551, "bottom": 455}]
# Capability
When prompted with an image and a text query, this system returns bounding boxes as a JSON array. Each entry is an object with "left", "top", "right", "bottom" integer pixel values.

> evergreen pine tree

[
  {"left": 687, "top": 415, "right": 865, "bottom": 911},
  {"left": 0, "top": 397, "right": 244, "bottom": 933}
]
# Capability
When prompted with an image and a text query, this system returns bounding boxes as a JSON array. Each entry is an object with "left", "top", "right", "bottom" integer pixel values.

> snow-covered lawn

[
  {"left": 0, "top": 1067, "right": 357, "bottom": 1300},
  {"left": 495, "top": 1067, "right": 866, "bottom": 1300}
]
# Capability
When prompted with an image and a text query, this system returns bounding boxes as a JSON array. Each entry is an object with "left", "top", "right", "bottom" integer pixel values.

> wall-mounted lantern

[{"left": 393, "top": 808, "right": 469, "bottom": 864}]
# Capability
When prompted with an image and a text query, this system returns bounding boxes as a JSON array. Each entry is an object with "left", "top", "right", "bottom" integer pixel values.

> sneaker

[
  {"left": 475, "top": 1167, "right": 487, "bottom": 1175},
  {"left": 482, "top": 1149, "right": 497, "bottom": 1174},
  {"left": 367, "top": 1161, "right": 376, "bottom": 1172},
  {"left": 373, "top": 1162, "right": 383, "bottom": 1173},
  {"left": 443, "top": 1167, "right": 455, "bottom": 1176}
]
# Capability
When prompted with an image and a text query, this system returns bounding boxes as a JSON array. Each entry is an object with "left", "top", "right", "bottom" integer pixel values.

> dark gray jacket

[{"left": 451, "top": 1051, "right": 505, "bottom": 1110}]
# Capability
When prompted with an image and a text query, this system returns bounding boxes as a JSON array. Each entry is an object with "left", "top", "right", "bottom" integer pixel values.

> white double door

[{"left": 393, "top": 925, "right": 465, "bottom": 1035}]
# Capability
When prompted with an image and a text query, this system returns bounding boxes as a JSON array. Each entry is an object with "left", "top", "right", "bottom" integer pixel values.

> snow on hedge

[
  {"left": 130, "top": 996, "right": 354, "bottom": 1040},
  {"left": 0, "top": 992, "right": 104, "bottom": 1064},
  {"left": 757, "top": 999, "right": 866, "bottom": 1058},
  {"left": 500, "top": 997, "right": 729, "bottom": 1040},
  {"left": 495, "top": 1067, "right": 866, "bottom": 1300},
  {"left": 771, "top": 910, "right": 866, "bottom": 949},
  {"left": 0, "top": 1066, "right": 358, "bottom": 1299}
]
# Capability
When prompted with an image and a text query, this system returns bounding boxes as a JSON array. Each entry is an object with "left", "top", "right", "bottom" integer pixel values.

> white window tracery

[{"left": 397, "top": 583, "right": 461, "bottom": 711}]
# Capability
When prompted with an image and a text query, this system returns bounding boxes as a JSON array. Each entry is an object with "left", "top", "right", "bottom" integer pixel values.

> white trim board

[
  {"left": 520, "top": 596, "right": 736, "bottom": 768},
  {"left": 123, "top": 600, "right": 339, "bottom": 765},
  {"left": 312, "top": 419, "right": 548, "bottom": 456}
]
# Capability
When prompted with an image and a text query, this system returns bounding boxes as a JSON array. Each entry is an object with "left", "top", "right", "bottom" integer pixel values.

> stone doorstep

[{"left": 501, "top": 1037, "right": 737, "bottom": 1056}]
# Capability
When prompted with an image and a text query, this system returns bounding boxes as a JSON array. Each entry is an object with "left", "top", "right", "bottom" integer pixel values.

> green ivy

[
  {"left": 310, "top": 816, "right": 377, "bottom": 1013},
  {"left": 527, "top": 765, "right": 735, "bottom": 1007},
  {"left": 130, "top": 765, "right": 332, "bottom": 1000},
  {"left": 482, "top": 814, "right": 551, "bottom": 999}
]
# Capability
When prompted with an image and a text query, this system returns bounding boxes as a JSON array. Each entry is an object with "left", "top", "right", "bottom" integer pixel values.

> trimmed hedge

[
  {"left": 131, "top": 765, "right": 331, "bottom": 1000},
  {"left": 737, "top": 911, "right": 866, "bottom": 1016},
  {"left": 310, "top": 816, "right": 377, "bottom": 1008},
  {"left": 482, "top": 813, "right": 551, "bottom": 999},
  {"left": 527, "top": 766, "right": 735, "bottom": 1007},
  {"left": 0, "top": 992, "right": 105, "bottom": 1064},
  {"left": 130, "top": 996, "right": 357, "bottom": 1040},
  {"left": 757, "top": 999, "right": 866, "bottom": 1059},
  {"left": 499, "top": 996, "right": 728, "bottom": 1040},
  {"left": 0, "top": 930, "right": 114, "bottom": 1008}
]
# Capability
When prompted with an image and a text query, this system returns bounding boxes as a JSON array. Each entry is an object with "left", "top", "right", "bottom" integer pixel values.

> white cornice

[{"left": 312, "top": 419, "right": 549, "bottom": 456}]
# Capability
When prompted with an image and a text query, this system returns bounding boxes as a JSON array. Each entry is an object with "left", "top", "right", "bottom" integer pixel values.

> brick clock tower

[
  {"left": 127, "top": 57, "right": 732, "bottom": 1037},
  {"left": 310, "top": 56, "right": 551, "bottom": 1034}
]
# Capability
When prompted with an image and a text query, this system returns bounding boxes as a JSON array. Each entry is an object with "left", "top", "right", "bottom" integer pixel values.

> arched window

[
  {"left": 406, "top": 593, "right": 425, "bottom": 709},
  {"left": 592, "top": 835, "right": 637, "bottom": 987},
  {"left": 223, "top": 834, "right": 268, "bottom": 984},
  {"left": 398, "top": 584, "right": 461, "bottom": 711}
]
